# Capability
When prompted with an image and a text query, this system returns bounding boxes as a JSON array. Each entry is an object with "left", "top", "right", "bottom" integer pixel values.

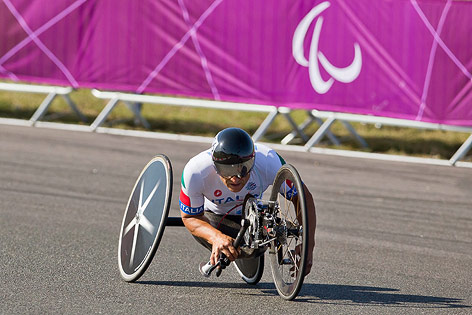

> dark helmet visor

[{"left": 214, "top": 158, "right": 255, "bottom": 178}]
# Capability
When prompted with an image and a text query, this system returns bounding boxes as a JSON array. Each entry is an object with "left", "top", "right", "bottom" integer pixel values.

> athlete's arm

[
  {"left": 180, "top": 151, "right": 241, "bottom": 264},
  {"left": 297, "top": 183, "right": 316, "bottom": 276},
  {"left": 181, "top": 211, "right": 240, "bottom": 265}
]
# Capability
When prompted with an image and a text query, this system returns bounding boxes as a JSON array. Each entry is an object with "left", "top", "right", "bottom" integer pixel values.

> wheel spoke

[
  {"left": 138, "top": 178, "right": 144, "bottom": 213},
  {"left": 140, "top": 178, "right": 161, "bottom": 215},
  {"left": 140, "top": 215, "right": 155, "bottom": 235},
  {"left": 129, "top": 221, "right": 140, "bottom": 267},
  {"left": 124, "top": 218, "right": 137, "bottom": 236},
  {"left": 285, "top": 238, "right": 299, "bottom": 273}
]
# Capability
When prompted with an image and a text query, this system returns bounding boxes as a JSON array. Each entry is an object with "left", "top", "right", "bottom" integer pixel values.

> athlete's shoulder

[
  {"left": 254, "top": 143, "right": 285, "bottom": 165},
  {"left": 185, "top": 149, "right": 213, "bottom": 172},
  {"left": 181, "top": 149, "right": 214, "bottom": 188}
]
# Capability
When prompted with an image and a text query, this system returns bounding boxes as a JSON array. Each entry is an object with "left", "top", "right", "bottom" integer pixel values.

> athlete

[{"left": 179, "top": 127, "right": 316, "bottom": 280}]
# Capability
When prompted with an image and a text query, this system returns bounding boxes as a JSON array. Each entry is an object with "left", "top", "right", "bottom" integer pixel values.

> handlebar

[{"left": 199, "top": 219, "right": 249, "bottom": 277}]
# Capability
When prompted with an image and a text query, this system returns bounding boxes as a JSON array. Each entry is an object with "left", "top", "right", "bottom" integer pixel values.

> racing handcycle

[{"left": 117, "top": 154, "right": 309, "bottom": 300}]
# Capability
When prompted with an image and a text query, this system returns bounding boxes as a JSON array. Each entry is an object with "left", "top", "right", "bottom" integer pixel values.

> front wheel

[{"left": 268, "top": 164, "right": 308, "bottom": 300}]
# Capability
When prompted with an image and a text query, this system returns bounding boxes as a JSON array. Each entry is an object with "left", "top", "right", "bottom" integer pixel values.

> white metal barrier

[
  {"left": 0, "top": 82, "right": 87, "bottom": 124},
  {"left": 90, "top": 89, "right": 306, "bottom": 142},
  {"left": 283, "top": 110, "right": 472, "bottom": 165},
  {"left": 1, "top": 82, "right": 470, "bottom": 165}
]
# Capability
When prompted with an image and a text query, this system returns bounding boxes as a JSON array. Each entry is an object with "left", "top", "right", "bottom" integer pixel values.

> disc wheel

[
  {"left": 118, "top": 155, "right": 173, "bottom": 282},
  {"left": 268, "top": 164, "right": 308, "bottom": 300},
  {"left": 234, "top": 255, "right": 264, "bottom": 285}
]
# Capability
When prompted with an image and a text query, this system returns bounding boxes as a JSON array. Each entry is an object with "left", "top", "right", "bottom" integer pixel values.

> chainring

[{"left": 242, "top": 195, "right": 259, "bottom": 248}]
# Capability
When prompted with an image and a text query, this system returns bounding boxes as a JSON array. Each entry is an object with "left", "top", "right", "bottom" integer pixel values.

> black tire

[
  {"left": 268, "top": 164, "right": 308, "bottom": 300},
  {"left": 118, "top": 155, "right": 173, "bottom": 282}
]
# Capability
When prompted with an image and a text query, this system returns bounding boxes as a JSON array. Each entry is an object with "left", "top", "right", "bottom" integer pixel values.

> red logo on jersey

[{"left": 214, "top": 190, "right": 222, "bottom": 197}]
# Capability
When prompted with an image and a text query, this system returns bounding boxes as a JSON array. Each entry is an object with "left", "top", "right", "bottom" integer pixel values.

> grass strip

[{"left": 0, "top": 88, "right": 470, "bottom": 161}]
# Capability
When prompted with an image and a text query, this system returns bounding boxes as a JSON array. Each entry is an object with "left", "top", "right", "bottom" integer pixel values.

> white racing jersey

[{"left": 179, "top": 143, "right": 287, "bottom": 216}]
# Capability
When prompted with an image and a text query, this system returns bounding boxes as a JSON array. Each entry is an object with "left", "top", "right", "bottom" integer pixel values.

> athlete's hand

[{"left": 210, "top": 234, "right": 240, "bottom": 265}]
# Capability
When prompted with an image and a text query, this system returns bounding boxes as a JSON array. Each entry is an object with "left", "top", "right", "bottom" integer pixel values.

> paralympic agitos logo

[{"left": 293, "top": 1, "right": 362, "bottom": 94}]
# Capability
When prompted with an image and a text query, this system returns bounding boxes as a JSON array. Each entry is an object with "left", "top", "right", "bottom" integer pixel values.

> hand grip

[
  {"left": 199, "top": 219, "right": 249, "bottom": 277},
  {"left": 199, "top": 261, "right": 217, "bottom": 277},
  {"left": 218, "top": 219, "right": 249, "bottom": 268}
]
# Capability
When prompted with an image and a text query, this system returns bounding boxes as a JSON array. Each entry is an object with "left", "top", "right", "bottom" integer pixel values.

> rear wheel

[{"left": 268, "top": 164, "right": 308, "bottom": 300}]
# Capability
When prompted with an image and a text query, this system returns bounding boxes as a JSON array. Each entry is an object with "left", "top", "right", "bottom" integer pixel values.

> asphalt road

[{"left": 1, "top": 124, "right": 471, "bottom": 314}]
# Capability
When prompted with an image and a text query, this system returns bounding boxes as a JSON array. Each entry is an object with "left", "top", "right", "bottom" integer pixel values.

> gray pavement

[{"left": 1, "top": 124, "right": 471, "bottom": 314}]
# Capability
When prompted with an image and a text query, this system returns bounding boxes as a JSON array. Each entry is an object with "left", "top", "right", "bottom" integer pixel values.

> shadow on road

[
  {"left": 293, "top": 283, "right": 470, "bottom": 309},
  {"left": 138, "top": 280, "right": 470, "bottom": 309}
]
